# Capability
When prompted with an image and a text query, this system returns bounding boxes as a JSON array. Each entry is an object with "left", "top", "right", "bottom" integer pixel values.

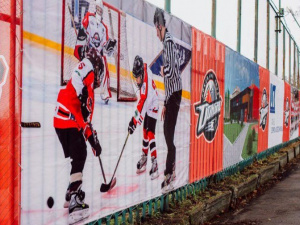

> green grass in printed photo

[
  {"left": 242, "top": 123, "right": 258, "bottom": 159},
  {"left": 224, "top": 122, "right": 245, "bottom": 144}
]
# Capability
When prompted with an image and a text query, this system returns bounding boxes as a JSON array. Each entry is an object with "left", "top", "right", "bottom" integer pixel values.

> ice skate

[
  {"left": 68, "top": 190, "right": 89, "bottom": 225},
  {"left": 161, "top": 173, "right": 174, "bottom": 194},
  {"left": 136, "top": 153, "right": 147, "bottom": 174},
  {"left": 149, "top": 156, "right": 159, "bottom": 180}
]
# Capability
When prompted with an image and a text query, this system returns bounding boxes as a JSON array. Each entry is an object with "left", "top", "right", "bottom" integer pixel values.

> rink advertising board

[
  {"left": 268, "top": 73, "right": 284, "bottom": 148},
  {"left": 189, "top": 28, "right": 225, "bottom": 183},
  {"left": 223, "top": 47, "right": 260, "bottom": 168},
  {"left": 257, "top": 66, "right": 270, "bottom": 153}
]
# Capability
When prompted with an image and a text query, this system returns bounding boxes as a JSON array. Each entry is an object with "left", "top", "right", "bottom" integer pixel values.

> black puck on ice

[{"left": 47, "top": 196, "right": 54, "bottom": 208}]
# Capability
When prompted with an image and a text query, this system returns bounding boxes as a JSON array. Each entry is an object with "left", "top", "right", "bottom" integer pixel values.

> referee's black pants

[{"left": 164, "top": 89, "right": 182, "bottom": 176}]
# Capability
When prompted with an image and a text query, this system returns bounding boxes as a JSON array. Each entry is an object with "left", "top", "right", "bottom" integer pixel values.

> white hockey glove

[{"left": 105, "top": 38, "right": 117, "bottom": 56}]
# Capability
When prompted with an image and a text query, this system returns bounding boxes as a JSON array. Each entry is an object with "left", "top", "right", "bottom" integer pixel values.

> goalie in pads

[
  {"left": 74, "top": 0, "right": 116, "bottom": 104},
  {"left": 128, "top": 56, "right": 159, "bottom": 180},
  {"left": 54, "top": 48, "right": 103, "bottom": 224}
]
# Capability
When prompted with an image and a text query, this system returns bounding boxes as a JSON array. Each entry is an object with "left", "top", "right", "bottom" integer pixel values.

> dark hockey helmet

[
  {"left": 132, "top": 55, "right": 144, "bottom": 89},
  {"left": 86, "top": 48, "right": 104, "bottom": 89},
  {"left": 153, "top": 7, "right": 165, "bottom": 28}
]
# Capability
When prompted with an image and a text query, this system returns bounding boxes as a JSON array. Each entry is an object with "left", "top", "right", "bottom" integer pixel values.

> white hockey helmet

[{"left": 95, "top": 0, "right": 104, "bottom": 22}]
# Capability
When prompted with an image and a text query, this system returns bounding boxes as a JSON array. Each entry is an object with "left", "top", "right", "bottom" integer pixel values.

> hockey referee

[{"left": 154, "top": 8, "right": 182, "bottom": 192}]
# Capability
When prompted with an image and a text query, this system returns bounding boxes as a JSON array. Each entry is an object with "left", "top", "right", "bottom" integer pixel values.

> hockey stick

[
  {"left": 100, "top": 132, "right": 130, "bottom": 192},
  {"left": 67, "top": 3, "right": 78, "bottom": 36},
  {"left": 88, "top": 122, "right": 111, "bottom": 189},
  {"left": 98, "top": 156, "right": 107, "bottom": 183},
  {"left": 21, "top": 122, "right": 41, "bottom": 128}
]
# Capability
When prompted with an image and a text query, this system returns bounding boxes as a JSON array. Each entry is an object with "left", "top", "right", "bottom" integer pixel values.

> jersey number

[{"left": 78, "top": 62, "right": 85, "bottom": 70}]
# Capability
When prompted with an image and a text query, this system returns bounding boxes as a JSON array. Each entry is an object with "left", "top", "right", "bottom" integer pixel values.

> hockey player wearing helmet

[
  {"left": 54, "top": 48, "right": 104, "bottom": 224},
  {"left": 74, "top": 0, "right": 116, "bottom": 104},
  {"left": 128, "top": 56, "right": 160, "bottom": 180},
  {"left": 154, "top": 8, "right": 182, "bottom": 193}
]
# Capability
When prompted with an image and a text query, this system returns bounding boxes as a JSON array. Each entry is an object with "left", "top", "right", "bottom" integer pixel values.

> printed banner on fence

[
  {"left": 283, "top": 82, "right": 291, "bottom": 142},
  {"left": 21, "top": 2, "right": 191, "bottom": 224},
  {"left": 257, "top": 66, "right": 269, "bottom": 153},
  {"left": 223, "top": 47, "right": 260, "bottom": 168},
  {"left": 268, "top": 73, "right": 284, "bottom": 148},
  {"left": 290, "top": 86, "right": 300, "bottom": 140},
  {"left": 189, "top": 28, "right": 224, "bottom": 183}
]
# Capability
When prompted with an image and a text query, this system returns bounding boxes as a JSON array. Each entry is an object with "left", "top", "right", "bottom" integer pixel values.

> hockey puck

[{"left": 47, "top": 197, "right": 54, "bottom": 208}]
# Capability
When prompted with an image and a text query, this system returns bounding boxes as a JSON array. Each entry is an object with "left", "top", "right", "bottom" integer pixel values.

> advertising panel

[
  {"left": 21, "top": 2, "right": 191, "bottom": 224},
  {"left": 282, "top": 82, "right": 291, "bottom": 142},
  {"left": 283, "top": 82, "right": 291, "bottom": 142},
  {"left": 257, "top": 66, "right": 269, "bottom": 153},
  {"left": 190, "top": 28, "right": 225, "bottom": 183},
  {"left": 268, "top": 73, "right": 284, "bottom": 148},
  {"left": 223, "top": 47, "right": 260, "bottom": 168},
  {"left": 290, "top": 86, "right": 300, "bottom": 140}
]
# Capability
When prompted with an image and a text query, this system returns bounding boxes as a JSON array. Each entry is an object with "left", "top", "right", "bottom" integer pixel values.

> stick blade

[{"left": 100, "top": 177, "right": 117, "bottom": 193}]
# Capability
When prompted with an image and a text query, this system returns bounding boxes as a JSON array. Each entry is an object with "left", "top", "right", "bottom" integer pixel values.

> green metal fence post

[
  {"left": 283, "top": 26, "right": 286, "bottom": 80},
  {"left": 266, "top": 0, "right": 270, "bottom": 69},
  {"left": 237, "top": 0, "right": 242, "bottom": 53},
  {"left": 254, "top": 0, "right": 258, "bottom": 62},
  {"left": 212, "top": 0, "right": 216, "bottom": 39},
  {"left": 164, "top": 0, "right": 171, "bottom": 13},
  {"left": 293, "top": 41, "right": 296, "bottom": 86},
  {"left": 289, "top": 36, "right": 291, "bottom": 84}
]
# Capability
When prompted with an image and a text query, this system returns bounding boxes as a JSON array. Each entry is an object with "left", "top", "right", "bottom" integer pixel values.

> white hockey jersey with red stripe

[
  {"left": 134, "top": 63, "right": 159, "bottom": 125},
  {"left": 74, "top": 12, "right": 109, "bottom": 60},
  {"left": 54, "top": 58, "right": 95, "bottom": 130}
]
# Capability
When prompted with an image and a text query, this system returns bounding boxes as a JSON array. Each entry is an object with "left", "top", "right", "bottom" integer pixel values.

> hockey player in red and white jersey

[
  {"left": 54, "top": 48, "right": 103, "bottom": 224},
  {"left": 74, "top": 0, "right": 116, "bottom": 104},
  {"left": 128, "top": 56, "right": 159, "bottom": 180}
]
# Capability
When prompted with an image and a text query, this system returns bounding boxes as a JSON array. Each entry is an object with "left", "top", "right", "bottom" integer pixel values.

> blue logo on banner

[
  {"left": 150, "top": 44, "right": 191, "bottom": 76},
  {"left": 270, "top": 84, "right": 276, "bottom": 113}
]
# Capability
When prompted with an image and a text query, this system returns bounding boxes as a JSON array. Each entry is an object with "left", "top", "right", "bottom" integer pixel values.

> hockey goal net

[{"left": 61, "top": 0, "right": 137, "bottom": 101}]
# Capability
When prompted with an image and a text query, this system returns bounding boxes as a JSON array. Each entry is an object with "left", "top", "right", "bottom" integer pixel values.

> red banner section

[
  {"left": 257, "top": 67, "right": 270, "bottom": 153},
  {"left": 283, "top": 82, "right": 291, "bottom": 142},
  {"left": 190, "top": 28, "right": 225, "bottom": 183}
]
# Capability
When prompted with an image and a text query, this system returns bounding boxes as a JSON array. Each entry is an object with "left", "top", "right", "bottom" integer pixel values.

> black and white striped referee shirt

[{"left": 162, "top": 30, "right": 182, "bottom": 105}]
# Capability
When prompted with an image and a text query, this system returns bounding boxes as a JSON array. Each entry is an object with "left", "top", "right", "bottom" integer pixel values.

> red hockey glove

[
  {"left": 128, "top": 117, "right": 137, "bottom": 135},
  {"left": 88, "top": 129, "right": 102, "bottom": 156}
]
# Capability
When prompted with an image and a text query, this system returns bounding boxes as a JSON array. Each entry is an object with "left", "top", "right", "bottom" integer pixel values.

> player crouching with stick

[
  {"left": 54, "top": 48, "right": 103, "bottom": 224},
  {"left": 128, "top": 56, "right": 159, "bottom": 180}
]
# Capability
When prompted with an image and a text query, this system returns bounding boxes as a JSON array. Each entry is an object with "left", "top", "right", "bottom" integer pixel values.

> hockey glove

[
  {"left": 128, "top": 117, "right": 137, "bottom": 135},
  {"left": 88, "top": 129, "right": 102, "bottom": 156},
  {"left": 79, "top": 87, "right": 93, "bottom": 122},
  {"left": 82, "top": 123, "right": 92, "bottom": 140},
  {"left": 105, "top": 39, "right": 117, "bottom": 56}
]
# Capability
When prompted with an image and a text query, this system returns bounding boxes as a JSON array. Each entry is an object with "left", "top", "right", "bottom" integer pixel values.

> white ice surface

[{"left": 21, "top": 41, "right": 190, "bottom": 225}]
